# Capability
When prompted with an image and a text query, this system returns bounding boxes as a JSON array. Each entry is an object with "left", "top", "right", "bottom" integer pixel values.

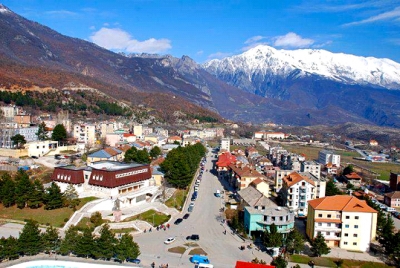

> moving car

[
  {"left": 164, "top": 237, "right": 176, "bottom": 244},
  {"left": 174, "top": 218, "right": 183, "bottom": 225},
  {"left": 183, "top": 213, "right": 190, "bottom": 219},
  {"left": 190, "top": 255, "right": 210, "bottom": 264},
  {"left": 126, "top": 258, "right": 141, "bottom": 264},
  {"left": 186, "top": 234, "right": 200, "bottom": 241}
]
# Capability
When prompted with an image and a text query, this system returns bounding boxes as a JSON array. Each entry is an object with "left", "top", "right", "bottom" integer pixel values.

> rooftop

[
  {"left": 308, "top": 195, "right": 377, "bottom": 213},
  {"left": 89, "top": 160, "right": 145, "bottom": 171}
]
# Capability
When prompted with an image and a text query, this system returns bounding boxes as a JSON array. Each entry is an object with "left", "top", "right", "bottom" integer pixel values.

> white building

[
  {"left": 301, "top": 161, "right": 321, "bottom": 179},
  {"left": 73, "top": 124, "right": 96, "bottom": 145},
  {"left": 220, "top": 138, "right": 230, "bottom": 152},
  {"left": 319, "top": 150, "right": 341, "bottom": 167}
]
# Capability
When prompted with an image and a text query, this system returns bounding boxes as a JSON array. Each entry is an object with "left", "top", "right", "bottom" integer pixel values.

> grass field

[
  {"left": 122, "top": 209, "right": 170, "bottom": 227},
  {"left": 0, "top": 196, "right": 98, "bottom": 227},
  {"left": 165, "top": 189, "right": 188, "bottom": 211},
  {"left": 74, "top": 216, "right": 111, "bottom": 230},
  {"left": 290, "top": 254, "right": 392, "bottom": 268},
  {"left": 281, "top": 143, "right": 400, "bottom": 181}
]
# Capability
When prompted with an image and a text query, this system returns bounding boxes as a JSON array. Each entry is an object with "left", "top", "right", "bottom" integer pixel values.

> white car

[
  {"left": 194, "top": 186, "right": 199, "bottom": 192},
  {"left": 164, "top": 237, "right": 176, "bottom": 244}
]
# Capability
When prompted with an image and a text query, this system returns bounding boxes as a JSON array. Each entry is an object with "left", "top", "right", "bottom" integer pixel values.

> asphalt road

[{"left": 134, "top": 150, "right": 270, "bottom": 268}]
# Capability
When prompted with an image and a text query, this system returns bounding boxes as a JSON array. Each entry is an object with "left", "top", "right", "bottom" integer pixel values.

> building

[
  {"left": 301, "top": 161, "right": 321, "bottom": 179},
  {"left": 306, "top": 195, "right": 377, "bottom": 252},
  {"left": 279, "top": 172, "right": 326, "bottom": 217},
  {"left": 73, "top": 124, "right": 96, "bottom": 145},
  {"left": 220, "top": 138, "right": 230, "bottom": 152},
  {"left": 167, "top": 135, "right": 182, "bottom": 144},
  {"left": 87, "top": 147, "right": 124, "bottom": 164},
  {"left": 228, "top": 163, "right": 266, "bottom": 190},
  {"left": 342, "top": 172, "right": 362, "bottom": 186},
  {"left": 369, "top": 139, "right": 378, "bottom": 146},
  {"left": 389, "top": 172, "right": 400, "bottom": 191},
  {"left": 275, "top": 170, "right": 295, "bottom": 192},
  {"left": 26, "top": 140, "right": 58, "bottom": 157},
  {"left": 318, "top": 150, "right": 341, "bottom": 167},
  {"left": 52, "top": 160, "right": 153, "bottom": 200},
  {"left": 384, "top": 191, "right": 400, "bottom": 207}
]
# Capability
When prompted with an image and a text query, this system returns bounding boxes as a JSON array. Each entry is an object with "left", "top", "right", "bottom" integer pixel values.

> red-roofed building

[
  {"left": 306, "top": 195, "right": 377, "bottom": 252},
  {"left": 343, "top": 172, "right": 362, "bottom": 185},
  {"left": 216, "top": 152, "right": 237, "bottom": 172},
  {"left": 235, "top": 261, "right": 275, "bottom": 268}
]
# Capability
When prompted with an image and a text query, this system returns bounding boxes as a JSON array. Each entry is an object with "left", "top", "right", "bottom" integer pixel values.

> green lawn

[
  {"left": 165, "top": 189, "right": 187, "bottom": 211},
  {"left": 122, "top": 209, "right": 170, "bottom": 227},
  {"left": 0, "top": 196, "right": 98, "bottom": 227},
  {"left": 74, "top": 216, "right": 111, "bottom": 230},
  {"left": 289, "top": 255, "right": 393, "bottom": 268}
]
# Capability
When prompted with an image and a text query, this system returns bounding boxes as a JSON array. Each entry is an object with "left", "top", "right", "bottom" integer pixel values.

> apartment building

[
  {"left": 301, "top": 161, "right": 321, "bottom": 179},
  {"left": 306, "top": 195, "right": 377, "bottom": 252},
  {"left": 319, "top": 150, "right": 341, "bottom": 167},
  {"left": 73, "top": 124, "right": 96, "bottom": 145},
  {"left": 220, "top": 138, "right": 231, "bottom": 152}
]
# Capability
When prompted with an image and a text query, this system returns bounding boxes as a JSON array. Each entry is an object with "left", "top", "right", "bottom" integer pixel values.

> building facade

[
  {"left": 318, "top": 150, "right": 341, "bottom": 167},
  {"left": 301, "top": 161, "right": 321, "bottom": 179},
  {"left": 73, "top": 124, "right": 96, "bottom": 145}
]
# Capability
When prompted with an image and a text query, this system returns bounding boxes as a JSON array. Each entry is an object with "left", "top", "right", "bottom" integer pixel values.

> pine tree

[
  {"left": 28, "top": 179, "right": 44, "bottom": 208},
  {"left": 271, "top": 255, "right": 287, "bottom": 268},
  {"left": 149, "top": 146, "right": 161, "bottom": 159},
  {"left": 44, "top": 182, "right": 64, "bottom": 210},
  {"left": 115, "top": 234, "right": 140, "bottom": 261},
  {"left": 14, "top": 170, "right": 33, "bottom": 208},
  {"left": 93, "top": 224, "right": 117, "bottom": 260},
  {"left": 262, "top": 223, "right": 283, "bottom": 248},
  {"left": 60, "top": 226, "right": 80, "bottom": 255},
  {"left": 124, "top": 147, "right": 138, "bottom": 162},
  {"left": 63, "top": 184, "right": 80, "bottom": 209},
  {"left": 18, "top": 220, "right": 43, "bottom": 255},
  {"left": 0, "top": 236, "right": 19, "bottom": 261},
  {"left": 0, "top": 173, "right": 15, "bottom": 207},
  {"left": 75, "top": 227, "right": 94, "bottom": 258},
  {"left": 42, "top": 225, "right": 60, "bottom": 253},
  {"left": 285, "top": 228, "right": 305, "bottom": 254},
  {"left": 51, "top": 124, "right": 67, "bottom": 144},
  {"left": 310, "top": 233, "right": 330, "bottom": 257},
  {"left": 136, "top": 149, "right": 150, "bottom": 164},
  {"left": 36, "top": 122, "right": 49, "bottom": 141}
]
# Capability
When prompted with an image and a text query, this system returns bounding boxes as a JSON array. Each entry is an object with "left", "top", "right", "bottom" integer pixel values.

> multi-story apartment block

[
  {"left": 319, "top": 150, "right": 341, "bottom": 167},
  {"left": 280, "top": 172, "right": 326, "bottom": 217},
  {"left": 220, "top": 138, "right": 230, "bottom": 152},
  {"left": 100, "top": 122, "right": 116, "bottom": 138},
  {"left": 275, "top": 170, "right": 295, "bottom": 192},
  {"left": 301, "top": 161, "right": 321, "bottom": 179},
  {"left": 73, "top": 124, "right": 96, "bottom": 145},
  {"left": 306, "top": 195, "right": 377, "bottom": 252}
]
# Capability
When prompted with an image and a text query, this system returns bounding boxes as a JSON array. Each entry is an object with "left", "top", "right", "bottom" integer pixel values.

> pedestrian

[
  {"left": 167, "top": 223, "right": 170, "bottom": 229},
  {"left": 151, "top": 262, "right": 155, "bottom": 268},
  {"left": 166, "top": 264, "right": 168, "bottom": 268}
]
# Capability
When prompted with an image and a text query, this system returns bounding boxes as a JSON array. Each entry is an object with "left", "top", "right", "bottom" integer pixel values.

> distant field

[{"left": 281, "top": 143, "right": 400, "bottom": 181}]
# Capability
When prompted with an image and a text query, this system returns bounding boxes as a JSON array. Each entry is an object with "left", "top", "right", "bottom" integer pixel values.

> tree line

[
  {"left": 0, "top": 171, "right": 79, "bottom": 210},
  {"left": 0, "top": 220, "right": 140, "bottom": 262},
  {"left": 160, "top": 143, "right": 206, "bottom": 188}
]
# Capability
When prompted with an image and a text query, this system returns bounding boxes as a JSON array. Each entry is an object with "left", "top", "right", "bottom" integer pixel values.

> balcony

[{"left": 315, "top": 226, "right": 341, "bottom": 232}]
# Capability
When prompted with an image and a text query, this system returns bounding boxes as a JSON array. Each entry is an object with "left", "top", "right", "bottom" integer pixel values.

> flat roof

[{"left": 89, "top": 161, "right": 145, "bottom": 171}]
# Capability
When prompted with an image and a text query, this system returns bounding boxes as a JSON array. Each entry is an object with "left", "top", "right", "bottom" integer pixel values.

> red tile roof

[
  {"left": 236, "top": 261, "right": 275, "bottom": 268},
  {"left": 385, "top": 191, "right": 400, "bottom": 199},
  {"left": 308, "top": 195, "right": 377, "bottom": 213},
  {"left": 283, "top": 172, "right": 315, "bottom": 187},
  {"left": 216, "top": 152, "right": 237, "bottom": 168},
  {"left": 123, "top": 133, "right": 135, "bottom": 138},
  {"left": 345, "top": 172, "right": 362, "bottom": 180}
]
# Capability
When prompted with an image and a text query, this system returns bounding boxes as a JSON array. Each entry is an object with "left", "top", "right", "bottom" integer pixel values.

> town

[{"left": 0, "top": 104, "right": 400, "bottom": 268}]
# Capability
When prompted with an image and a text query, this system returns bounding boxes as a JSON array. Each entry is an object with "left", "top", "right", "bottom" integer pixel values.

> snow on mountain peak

[
  {"left": 203, "top": 45, "right": 400, "bottom": 89},
  {"left": 0, "top": 4, "right": 11, "bottom": 13}
]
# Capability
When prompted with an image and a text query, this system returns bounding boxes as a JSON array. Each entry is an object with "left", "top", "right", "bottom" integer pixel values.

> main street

[{"left": 134, "top": 149, "right": 272, "bottom": 268}]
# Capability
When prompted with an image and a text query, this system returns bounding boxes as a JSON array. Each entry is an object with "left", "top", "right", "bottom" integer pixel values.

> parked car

[
  {"left": 174, "top": 218, "right": 183, "bottom": 225},
  {"left": 31, "top": 155, "right": 38, "bottom": 159},
  {"left": 188, "top": 202, "right": 195, "bottom": 212},
  {"left": 164, "top": 237, "right": 176, "bottom": 244},
  {"left": 126, "top": 258, "right": 141, "bottom": 264},
  {"left": 183, "top": 213, "right": 190, "bottom": 219},
  {"left": 186, "top": 234, "right": 200, "bottom": 241}
]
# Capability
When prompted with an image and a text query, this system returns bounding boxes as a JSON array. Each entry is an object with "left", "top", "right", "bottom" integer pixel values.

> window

[
  {"left": 345, "top": 216, "right": 350, "bottom": 219},
  {"left": 353, "top": 242, "right": 357, "bottom": 246},
  {"left": 327, "top": 223, "right": 331, "bottom": 227},
  {"left": 318, "top": 214, "right": 322, "bottom": 217},
  {"left": 345, "top": 224, "right": 349, "bottom": 228},
  {"left": 327, "top": 214, "right": 331, "bottom": 218},
  {"left": 354, "top": 225, "right": 359, "bottom": 229},
  {"left": 318, "top": 223, "right": 322, "bottom": 226},
  {"left": 336, "top": 215, "right": 340, "bottom": 219},
  {"left": 344, "top": 233, "right": 348, "bottom": 237},
  {"left": 326, "top": 232, "right": 330, "bottom": 235},
  {"left": 355, "top": 216, "right": 359, "bottom": 220},
  {"left": 344, "top": 242, "right": 348, "bottom": 245},
  {"left": 353, "top": 234, "right": 358, "bottom": 237}
]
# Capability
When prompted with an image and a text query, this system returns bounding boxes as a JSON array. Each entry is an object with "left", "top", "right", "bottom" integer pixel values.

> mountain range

[{"left": 1, "top": 4, "right": 400, "bottom": 127}]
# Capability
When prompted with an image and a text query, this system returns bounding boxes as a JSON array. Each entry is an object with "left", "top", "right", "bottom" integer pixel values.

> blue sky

[{"left": 2, "top": 0, "right": 400, "bottom": 63}]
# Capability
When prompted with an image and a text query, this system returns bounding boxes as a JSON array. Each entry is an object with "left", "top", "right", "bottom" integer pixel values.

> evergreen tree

[
  {"left": 149, "top": 146, "right": 162, "bottom": 159},
  {"left": 10, "top": 134, "right": 27, "bottom": 149},
  {"left": 42, "top": 225, "right": 60, "bottom": 253},
  {"left": 36, "top": 122, "right": 49, "bottom": 141},
  {"left": 379, "top": 214, "right": 395, "bottom": 252},
  {"left": 18, "top": 220, "right": 43, "bottom": 255},
  {"left": 310, "top": 233, "right": 330, "bottom": 257},
  {"left": 93, "top": 224, "right": 117, "bottom": 259},
  {"left": 28, "top": 179, "right": 44, "bottom": 208},
  {"left": 63, "top": 184, "right": 80, "bottom": 209},
  {"left": 342, "top": 165, "right": 354, "bottom": 175},
  {"left": 14, "top": 169, "right": 33, "bottom": 209},
  {"left": 75, "top": 227, "right": 94, "bottom": 258},
  {"left": 115, "top": 234, "right": 141, "bottom": 260},
  {"left": 0, "top": 236, "right": 19, "bottom": 261},
  {"left": 136, "top": 148, "right": 150, "bottom": 164},
  {"left": 60, "top": 226, "right": 80, "bottom": 255},
  {"left": 271, "top": 255, "right": 287, "bottom": 268},
  {"left": 325, "top": 180, "right": 342, "bottom": 196},
  {"left": 90, "top": 211, "right": 103, "bottom": 227},
  {"left": 285, "top": 228, "right": 305, "bottom": 254},
  {"left": 0, "top": 173, "right": 15, "bottom": 207},
  {"left": 51, "top": 124, "right": 67, "bottom": 144},
  {"left": 124, "top": 147, "right": 138, "bottom": 162},
  {"left": 262, "top": 223, "right": 283, "bottom": 248},
  {"left": 44, "top": 182, "right": 64, "bottom": 210}
]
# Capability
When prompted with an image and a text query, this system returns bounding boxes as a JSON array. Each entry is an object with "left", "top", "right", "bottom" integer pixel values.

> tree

[
  {"left": 44, "top": 182, "right": 64, "bottom": 210},
  {"left": 60, "top": 226, "right": 80, "bottom": 255},
  {"left": 36, "top": 122, "right": 49, "bottom": 141},
  {"left": 285, "top": 228, "right": 305, "bottom": 254},
  {"left": 342, "top": 165, "right": 354, "bottom": 176},
  {"left": 93, "top": 224, "right": 117, "bottom": 259},
  {"left": 10, "top": 134, "right": 26, "bottom": 149},
  {"left": 28, "top": 179, "right": 44, "bottom": 208},
  {"left": 262, "top": 223, "right": 283, "bottom": 248},
  {"left": 136, "top": 148, "right": 150, "bottom": 164},
  {"left": 18, "top": 220, "right": 43, "bottom": 255},
  {"left": 115, "top": 234, "right": 140, "bottom": 261},
  {"left": 63, "top": 184, "right": 80, "bottom": 209},
  {"left": 0, "top": 173, "right": 15, "bottom": 207},
  {"left": 379, "top": 214, "right": 395, "bottom": 252},
  {"left": 271, "top": 255, "right": 287, "bottom": 268},
  {"left": 90, "top": 211, "right": 103, "bottom": 227},
  {"left": 310, "top": 233, "right": 330, "bottom": 257},
  {"left": 325, "top": 179, "right": 342, "bottom": 196},
  {"left": 149, "top": 146, "right": 162, "bottom": 159},
  {"left": 42, "top": 225, "right": 60, "bottom": 253},
  {"left": 75, "top": 227, "right": 94, "bottom": 258},
  {"left": 0, "top": 236, "right": 19, "bottom": 261},
  {"left": 51, "top": 124, "right": 67, "bottom": 144},
  {"left": 14, "top": 169, "right": 33, "bottom": 208}
]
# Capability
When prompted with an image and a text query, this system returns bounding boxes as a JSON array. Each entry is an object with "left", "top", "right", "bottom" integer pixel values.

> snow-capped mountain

[{"left": 203, "top": 45, "right": 400, "bottom": 93}]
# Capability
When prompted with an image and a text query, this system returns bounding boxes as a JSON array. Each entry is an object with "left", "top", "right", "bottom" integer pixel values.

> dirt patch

[
  {"left": 188, "top": 248, "right": 207, "bottom": 256},
  {"left": 168, "top": 246, "right": 186, "bottom": 254}
]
